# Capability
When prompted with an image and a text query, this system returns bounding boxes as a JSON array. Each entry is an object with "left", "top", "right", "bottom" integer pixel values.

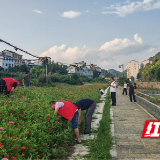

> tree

[
  {"left": 30, "top": 67, "right": 39, "bottom": 77},
  {"left": 131, "top": 76, "right": 134, "bottom": 82},
  {"left": 93, "top": 70, "right": 99, "bottom": 78},
  {"left": 20, "top": 64, "right": 28, "bottom": 73}
]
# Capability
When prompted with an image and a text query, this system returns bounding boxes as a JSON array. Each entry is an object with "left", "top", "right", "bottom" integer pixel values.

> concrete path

[
  {"left": 112, "top": 88, "right": 160, "bottom": 160},
  {"left": 68, "top": 88, "right": 108, "bottom": 160}
]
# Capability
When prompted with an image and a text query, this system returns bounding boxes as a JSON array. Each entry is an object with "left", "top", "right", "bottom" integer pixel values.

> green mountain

[
  {"left": 149, "top": 52, "right": 160, "bottom": 61},
  {"left": 108, "top": 69, "right": 127, "bottom": 77}
]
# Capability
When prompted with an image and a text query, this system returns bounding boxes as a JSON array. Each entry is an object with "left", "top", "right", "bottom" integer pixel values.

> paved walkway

[{"left": 112, "top": 88, "right": 160, "bottom": 160}]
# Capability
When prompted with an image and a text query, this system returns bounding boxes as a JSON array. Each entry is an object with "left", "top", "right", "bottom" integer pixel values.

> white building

[
  {"left": 0, "top": 52, "right": 15, "bottom": 72},
  {"left": 67, "top": 61, "right": 93, "bottom": 78},
  {"left": 126, "top": 60, "right": 139, "bottom": 81},
  {"left": 2, "top": 50, "right": 22, "bottom": 67},
  {"left": 140, "top": 59, "right": 149, "bottom": 69}
]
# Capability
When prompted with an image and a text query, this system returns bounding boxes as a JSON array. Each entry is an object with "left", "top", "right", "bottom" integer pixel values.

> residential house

[
  {"left": 126, "top": 60, "right": 139, "bottom": 81},
  {"left": 140, "top": 59, "right": 149, "bottom": 69},
  {"left": 2, "top": 50, "right": 22, "bottom": 67}
]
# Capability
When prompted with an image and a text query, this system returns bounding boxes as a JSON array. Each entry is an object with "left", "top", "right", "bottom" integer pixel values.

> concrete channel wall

[
  {"left": 136, "top": 82, "right": 160, "bottom": 89},
  {"left": 135, "top": 95, "right": 160, "bottom": 120}
]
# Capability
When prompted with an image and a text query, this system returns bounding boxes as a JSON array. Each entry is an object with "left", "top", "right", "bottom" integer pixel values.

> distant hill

[
  {"left": 108, "top": 69, "right": 127, "bottom": 77},
  {"left": 149, "top": 52, "right": 160, "bottom": 61}
]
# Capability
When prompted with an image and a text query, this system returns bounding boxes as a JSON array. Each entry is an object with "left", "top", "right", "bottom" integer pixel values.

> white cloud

[
  {"left": 86, "top": 10, "right": 90, "bottom": 13},
  {"left": 61, "top": 11, "right": 81, "bottom": 18},
  {"left": 102, "top": 0, "right": 160, "bottom": 17},
  {"left": 134, "top": 34, "right": 143, "bottom": 44},
  {"left": 148, "top": 47, "right": 156, "bottom": 53},
  {"left": 40, "top": 34, "right": 151, "bottom": 69},
  {"left": 32, "top": 10, "right": 42, "bottom": 14}
]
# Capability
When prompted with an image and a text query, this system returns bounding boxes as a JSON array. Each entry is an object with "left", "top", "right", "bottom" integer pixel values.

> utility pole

[{"left": 45, "top": 57, "right": 48, "bottom": 83}]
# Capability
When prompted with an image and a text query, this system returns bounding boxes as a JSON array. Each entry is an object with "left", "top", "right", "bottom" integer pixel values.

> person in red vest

[
  {"left": 0, "top": 78, "right": 19, "bottom": 95},
  {"left": 49, "top": 100, "right": 81, "bottom": 144}
]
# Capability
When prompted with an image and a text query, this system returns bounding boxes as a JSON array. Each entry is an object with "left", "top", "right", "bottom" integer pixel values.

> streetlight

[{"left": 119, "top": 64, "right": 124, "bottom": 84}]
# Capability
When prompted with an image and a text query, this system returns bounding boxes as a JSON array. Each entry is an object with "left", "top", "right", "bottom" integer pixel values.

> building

[
  {"left": 140, "top": 59, "right": 149, "bottom": 69},
  {"left": 67, "top": 61, "right": 93, "bottom": 78},
  {"left": 22, "top": 59, "right": 40, "bottom": 69},
  {"left": 1, "top": 50, "right": 22, "bottom": 67},
  {"left": 86, "top": 64, "right": 102, "bottom": 77},
  {"left": 38, "top": 57, "right": 51, "bottom": 65},
  {"left": 0, "top": 53, "right": 15, "bottom": 72},
  {"left": 126, "top": 60, "right": 139, "bottom": 81}
]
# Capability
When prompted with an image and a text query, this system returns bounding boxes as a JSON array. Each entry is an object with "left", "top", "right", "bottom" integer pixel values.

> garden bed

[{"left": 0, "top": 84, "right": 107, "bottom": 159}]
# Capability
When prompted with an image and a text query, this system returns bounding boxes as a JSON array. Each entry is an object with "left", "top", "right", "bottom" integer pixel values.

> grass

[{"left": 84, "top": 89, "right": 112, "bottom": 159}]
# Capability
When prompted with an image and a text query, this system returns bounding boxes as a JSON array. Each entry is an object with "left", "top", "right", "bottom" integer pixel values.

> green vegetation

[
  {"left": 0, "top": 84, "right": 107, "bottom": 159},
  {"left": 108, "top": 69, "right": 127, "bottom": 77},
  {"left": 149, "top": 52, "right": 160, "bottom": 62},
  {"left": 84, "top": 89, "right": 112, "bottom": 159},
  {"left": 137, "top": 59, "right": 160, "bottom": 82}
]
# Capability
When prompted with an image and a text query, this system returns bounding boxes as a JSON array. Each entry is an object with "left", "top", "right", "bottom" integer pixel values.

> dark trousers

[
  {"left": 85, "top": 102, "right": 96, "bottom": 133},
  {"left": 111, "top": 92, "right": 116, "bottom": 105},
  {"left": 0, "top": 79, "right": 10, "bottom": 95},
  {"left": 123, "top": 88, "right": 127, "bottom": 95},
  {"left": 129, "top": 92, "right": 136, "bottom": 102}
]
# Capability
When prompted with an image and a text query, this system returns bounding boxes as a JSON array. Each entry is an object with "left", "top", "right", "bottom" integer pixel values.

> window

[
  {"left": 6, "top": 63, "right": 7, "bottom": 66},
  {"left": 12, "top": 64, "right": 13, "bottom": 67}
]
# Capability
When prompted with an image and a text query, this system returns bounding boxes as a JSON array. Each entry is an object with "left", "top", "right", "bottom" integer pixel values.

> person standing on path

[
  {"left": 122, "top": 82, "right": 127, "bottom": 95},
  {"left": 0, "top": 77, "right": 19, "bottom": 95},
  {"left": 75, "top": 99, "right": 96, "bottom": 134},
  {"left": 49, "top": 100, "right": 81, "bottom": 144},
  {"left": 129, "top": 83, "right": 136, "bottom": 102},
  {"left": 22, "top": 73, "right": 31, "bottom": 88},
  {"left": 109, "top": 77, "right": 116, "bottom": 106}
]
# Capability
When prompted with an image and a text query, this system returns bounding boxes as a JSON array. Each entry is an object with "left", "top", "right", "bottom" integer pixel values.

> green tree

[
  {"left": 30, "top": 67, "right": 39, "bottom": 77},
  {"left": 93, "top": 70, "right": 99, "bottom": 78}
]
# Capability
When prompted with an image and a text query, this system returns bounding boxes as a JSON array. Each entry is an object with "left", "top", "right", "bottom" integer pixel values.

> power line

[{"left": 0, "top": 38, "right": 39, "bottom": 58}]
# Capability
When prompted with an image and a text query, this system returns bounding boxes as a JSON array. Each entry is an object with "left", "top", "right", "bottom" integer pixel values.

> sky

[{"left": 0, "top": 0, "right": 160, "bottom": 71}]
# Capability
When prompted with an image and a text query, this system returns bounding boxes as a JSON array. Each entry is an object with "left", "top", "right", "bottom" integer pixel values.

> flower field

[{"left": 0, "top": 84, "right": 107, "bottom": 160}]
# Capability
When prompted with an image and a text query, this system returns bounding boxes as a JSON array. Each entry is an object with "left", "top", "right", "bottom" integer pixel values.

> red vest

[
  {"left": 2, "top": 78, "right": 18, "bottom": 91},
  {"left": 56, "top": 101, "right": 77, "bottom": 121}
]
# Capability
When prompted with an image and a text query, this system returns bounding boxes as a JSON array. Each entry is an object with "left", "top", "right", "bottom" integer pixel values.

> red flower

[
  {"left": 11, "top": 156, "right": 17, "bottom": 160},
  {"left": 5, "top": 155, "right": 9, "bottom": 158},
  {"left": 26, "top": 109, "right": 29, "bottom": 111},
  {"left": 22, "top": 152, "right": 25, "bottom": 157},
  {"left": 48, "top": 128, "right": 51, "bottom": 130},
  {"left": 55, "top": 121, "right": 58, "bottom": 124},
  {"left": 17, "top": 138, "right": 20, "bottom": 141},
  {"left": 12, "top": 136, "right": 16, "bottom": 139},
  {"left": 18, "top": 126, "right": 21, "bottom": 128},
  {"left": 11, "top": 109, "right": 14, "bottom": 110},
  {"left": 26, "top": 132, "right": 29, "bottom": 134},
  {"left": 21, "top": 146, "right": 26, "bottom": 150},
  {"left": 28, "top": 146, "right": 31, "bottom": 148},
  {"left": 34, "top": 149, "right": 37, "bottom": 151},
  {"left": 37, "top": 155, "right": 41, "bottom": 158},
  {"left": 4, "top": 136, "right": 7, "bottom": 138},
  {"left": 48, "top": 123, "right": 51, "bottom": 125},
  {"left": 6, "top": 120, "right": 9, "bottom": 122},
  {"left": 40, "top": 101, "right": 44, "bottom": 103},
  {"left": 7, "top": 113, "right": 11, "bottom": 115},
  {"left": 11, "top": 147, "right": 18, "bottom": 150},
  {"left": 17, "top": 121, "right": 21, "bottom": 123},
  {"left": 30, "top": 106, "right": 33, "bottom": 108},
  {"left": 57, "top": 118, "right": 59, "bottom": 120},
  {"left": 45, "top": 144, "right": 47, "bottom": 146}
]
